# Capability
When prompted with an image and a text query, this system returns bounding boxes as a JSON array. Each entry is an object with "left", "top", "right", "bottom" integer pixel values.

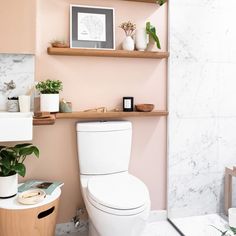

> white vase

[
  {"left": 122, "top": 36, "right": 135, "bottom": 51},
  {"left": 0, "top": 173, "right": 18, "bottom": 198},
  {"left": 135, "top": 28, "right": 148, "bottom": 51},
  {"left": 40, "top": 94, "right": 59, "bottom": 112}
]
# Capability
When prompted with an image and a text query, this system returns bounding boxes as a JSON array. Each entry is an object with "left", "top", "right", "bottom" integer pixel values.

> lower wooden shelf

[
  {"left": 33, "top": 111, "right": 168, "bottom": 125},
  {"left": 33, "top": 115, "right": 56, "bottom": 126},
  {"left": 56, "top": 111, "right": 168, "bottom": 119}
]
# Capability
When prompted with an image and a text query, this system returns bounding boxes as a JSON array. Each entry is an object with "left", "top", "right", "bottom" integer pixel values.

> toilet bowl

[{"left": 76, "top": 121, "right": 150, "bottom": 236}]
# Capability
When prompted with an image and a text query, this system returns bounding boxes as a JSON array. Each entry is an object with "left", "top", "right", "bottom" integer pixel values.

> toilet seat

[{"left": 87, "top": 173, "right": 150, "bottom": 216}]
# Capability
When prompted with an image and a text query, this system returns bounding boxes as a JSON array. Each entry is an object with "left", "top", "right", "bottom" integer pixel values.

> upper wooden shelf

[
  {"left": 47, "top": 47, "right": 169, "bottom": 59},
  {"left": 124, "top": 0, "right": 158, "bottom": 3},
  {"left": 56, "top": 111, "right": 168, "bottom": 119}
]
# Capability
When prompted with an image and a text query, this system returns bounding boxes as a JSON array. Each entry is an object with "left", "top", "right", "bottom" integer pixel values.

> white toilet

[{"left": 76, "top": 121, "right": 150, "bottom": 236}]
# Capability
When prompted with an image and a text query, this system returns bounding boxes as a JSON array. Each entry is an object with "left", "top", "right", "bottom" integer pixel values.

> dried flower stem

[{"left": 119, "top": 21, "right": 136, "bottom": 36}]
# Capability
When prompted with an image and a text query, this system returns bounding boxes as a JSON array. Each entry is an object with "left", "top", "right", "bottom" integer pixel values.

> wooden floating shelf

[
  {"left": 47, "top": 47, "right": 169, "bottom": 59},
  {"left": 124, "top": 0, "right": 158, "bottom": 3},
  {"left": 56, "top": 111, "right": 169, "bottom": 119},
  {"left": 33, "top": 115, "right": 56, "bottom": 126}
]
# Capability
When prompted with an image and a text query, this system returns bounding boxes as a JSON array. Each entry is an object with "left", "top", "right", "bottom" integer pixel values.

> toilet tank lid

[{"left": 76, "top": 121, "right": 132, "bottom": 132}]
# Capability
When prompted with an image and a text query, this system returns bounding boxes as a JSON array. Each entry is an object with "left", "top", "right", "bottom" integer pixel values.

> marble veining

[
  {"left": 0, "top": 54, "right": 34, "bottom": 110},
  {"left": 168, "top": 0, "right": 236, "bottom": 218}
]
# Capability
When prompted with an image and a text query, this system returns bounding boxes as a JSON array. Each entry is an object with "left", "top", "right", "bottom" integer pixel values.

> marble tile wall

[
  {"left": 168, "top": 0, "right": 236, "bottom": 218},
  {"left": 0, "top": 54, "right": 34, "bottom": 111}
]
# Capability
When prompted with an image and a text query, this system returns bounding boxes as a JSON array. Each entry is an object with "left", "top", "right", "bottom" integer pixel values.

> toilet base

[{"left": 89, "top": 220, "right": 100, "bottom": 236}]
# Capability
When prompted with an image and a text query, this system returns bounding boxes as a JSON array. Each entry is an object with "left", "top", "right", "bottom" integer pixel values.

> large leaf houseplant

[
  {"left": 36, "top": 79, "right": 63, "bottom": 112},
  {"left": 0, "top": 143, "right": 39, "bottom": 198}
]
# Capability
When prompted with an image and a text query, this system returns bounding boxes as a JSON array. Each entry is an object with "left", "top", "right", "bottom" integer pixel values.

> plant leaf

[
  {"left": 0, "top": 150, "right": 15, "bottom": 161},
  {"left": 230, "top": 227, "right": 236, "bottom": 234},
  {"left": 13, "top": 163, "right": 26, "bottom": 177},
  {"left": 15, "top": 143, "right": 32, "bottom": 148},
  {"left": 0, "top": 166, "right": 11, "bottom": 176},
  {"left": 146, "top": 22, "right": 161, "bottom": 49},
  {"left": 19, "top": 147, "right": 35, "bottom": 157},
  {"left": 33, "top": 147, "right": 40, "bottom": 158},
  {"left": 0, "top": 146, "right": 6, "bottom": 151},
  {"left": 0, "top": 157, "right": 11, "bottom": 169}
]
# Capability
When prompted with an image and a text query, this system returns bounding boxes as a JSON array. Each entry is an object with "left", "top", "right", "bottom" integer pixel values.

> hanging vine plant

[{"left": 156, "top": 0, "right": 167, "bottom": 6}]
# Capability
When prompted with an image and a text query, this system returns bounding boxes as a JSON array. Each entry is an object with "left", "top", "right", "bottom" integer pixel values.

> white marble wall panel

[
  {"left": 0, "top": 54, "right": 34, "bottom": 110},
  {"left": 168, "top": 0, "right": 236, "bottom": 218}
]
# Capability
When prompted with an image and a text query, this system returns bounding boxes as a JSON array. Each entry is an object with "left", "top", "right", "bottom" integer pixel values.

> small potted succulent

[
  {"left": 36, "top": 79, "right": 63, "bottom": 112},
  {"left": 0, "top": 143, "right": 39, "bottom": 198}
]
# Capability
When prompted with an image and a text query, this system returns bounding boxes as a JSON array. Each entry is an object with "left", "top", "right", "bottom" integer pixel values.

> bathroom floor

[
  {"left": 58, "top": 221, "right": 180, "bottom": 236},
  {"left": 170, "top": 213, "right": 229, "bottom": 236}
]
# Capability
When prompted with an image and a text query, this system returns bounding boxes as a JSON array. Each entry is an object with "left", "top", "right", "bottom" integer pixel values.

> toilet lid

[{"left": 87, "top": 173, "right": 149, "bottom": 210}]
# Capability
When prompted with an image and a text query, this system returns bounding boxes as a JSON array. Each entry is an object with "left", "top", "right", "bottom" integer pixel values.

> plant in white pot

[
  {"left": 146, "top": 22, "right": 161, "bottom": 51},
  {"left": 0, "top": 143, "right": 39, "bottom": 198},
  {"left": 36, "top": 79, "right": 63, "bottom": 112}
]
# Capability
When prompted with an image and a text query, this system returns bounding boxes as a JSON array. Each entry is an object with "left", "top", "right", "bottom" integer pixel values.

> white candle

[{"left": 229, "top": 208, "right": 236, "bottom": 228}]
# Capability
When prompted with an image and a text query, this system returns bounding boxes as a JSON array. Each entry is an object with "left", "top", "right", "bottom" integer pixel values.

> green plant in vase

[{"left": 146, "top": 22, "right": 161, "bottom": 50}]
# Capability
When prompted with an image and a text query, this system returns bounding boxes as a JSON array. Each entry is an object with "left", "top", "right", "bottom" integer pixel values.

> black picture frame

[{"left": 70, "top": 5, "right": 115, "bottom": 50}]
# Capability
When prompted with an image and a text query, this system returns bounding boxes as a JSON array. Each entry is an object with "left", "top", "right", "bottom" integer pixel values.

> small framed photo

[{"left": 70, "top": 5, "right": 115, "bottom": 50}]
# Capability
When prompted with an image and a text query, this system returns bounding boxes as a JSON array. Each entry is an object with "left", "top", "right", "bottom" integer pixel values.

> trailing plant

[
  {"left": 36, "top": 79, "right": 63, "bottom": 94},
  {"left": 211, "top": 225, "right": 236, "bottom": 236},
  {"left": 157, "top": 0, "right": 166, "bottom": 6},
  {"left": 119, "top": 21, "right": 136, "bottom": 36},
  {"left": 146, "top": 22, "right": 161, "bottom": 49},
  {"left": 0, "top": 143, "right": 39, "bottom": 177}
]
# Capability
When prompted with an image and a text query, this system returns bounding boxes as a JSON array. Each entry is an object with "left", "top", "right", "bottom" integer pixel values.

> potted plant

[
  {"left": 0, "top": 143, "right": 39, "bottom": 198},
  {"left": 146, "top": 22, "right": 161, "bottom": 50},
  {"left": 36, "top": 79, "right": 63, "bottom": 112},
  {"left": 157, "top": 0, "right": 166, "bottom": 6}
]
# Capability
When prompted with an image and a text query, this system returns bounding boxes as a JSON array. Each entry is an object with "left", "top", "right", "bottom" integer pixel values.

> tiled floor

[
  {"left": 143, "top": 221, "right": 180, "bottom": 236},
  {"left": 59, "top": 221, "right": 180, "bottom": 236},
  {"left": 171, "top": 213, "right": 229, "bottom": 236}
]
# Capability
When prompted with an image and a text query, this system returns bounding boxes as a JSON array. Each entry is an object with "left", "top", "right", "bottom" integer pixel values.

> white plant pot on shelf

[
  {"left": 0, "top": 174, "right": 18, "bottom": 198},
  {"left": 40, "top": 94, "right": 59, "bottom": 112}
]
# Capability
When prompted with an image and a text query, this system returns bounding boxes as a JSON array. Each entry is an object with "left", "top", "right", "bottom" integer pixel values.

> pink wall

[{"left": 23, "top": 0, "right": 168, "bottom": 223}]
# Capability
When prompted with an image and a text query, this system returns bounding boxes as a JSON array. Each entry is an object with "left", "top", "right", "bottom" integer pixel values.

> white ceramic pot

[
  {"left": 135, "top": 28, "right": 148, "bottom": 51},
  {"left": 122, "top": 36, "right": 135, "bottom": 51},
  {"left": 40, "top": 94, "right": 59, "bottom": 112},
  {"left": 0, "top": 173, "right": 18, "bottom": 198}
]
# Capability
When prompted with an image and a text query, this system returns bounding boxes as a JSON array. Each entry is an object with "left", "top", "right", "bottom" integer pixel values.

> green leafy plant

[
  {"left": 36, "top": 79, "right": 63, "bottom": 94},
  {"left": 211, "top": 225, "right": 236, "bottom": 235},
  {"left": 156, "top": 0, "right": 166, "bottom": 6},
  {"left": 0, "top": 143, "right": 39, "bottom": 177},
  {"left": 146, "top": 22, "right": 161, "bottom": 49}
]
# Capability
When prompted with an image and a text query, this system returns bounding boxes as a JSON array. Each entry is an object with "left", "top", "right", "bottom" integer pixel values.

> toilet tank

[{"left": 76, "top": 121, "right": 132, "bottom": 175}]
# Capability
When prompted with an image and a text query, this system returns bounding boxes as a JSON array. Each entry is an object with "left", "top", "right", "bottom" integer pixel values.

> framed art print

[{"left": 70, "top": 5, "right": 115, "bottom": 50}]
